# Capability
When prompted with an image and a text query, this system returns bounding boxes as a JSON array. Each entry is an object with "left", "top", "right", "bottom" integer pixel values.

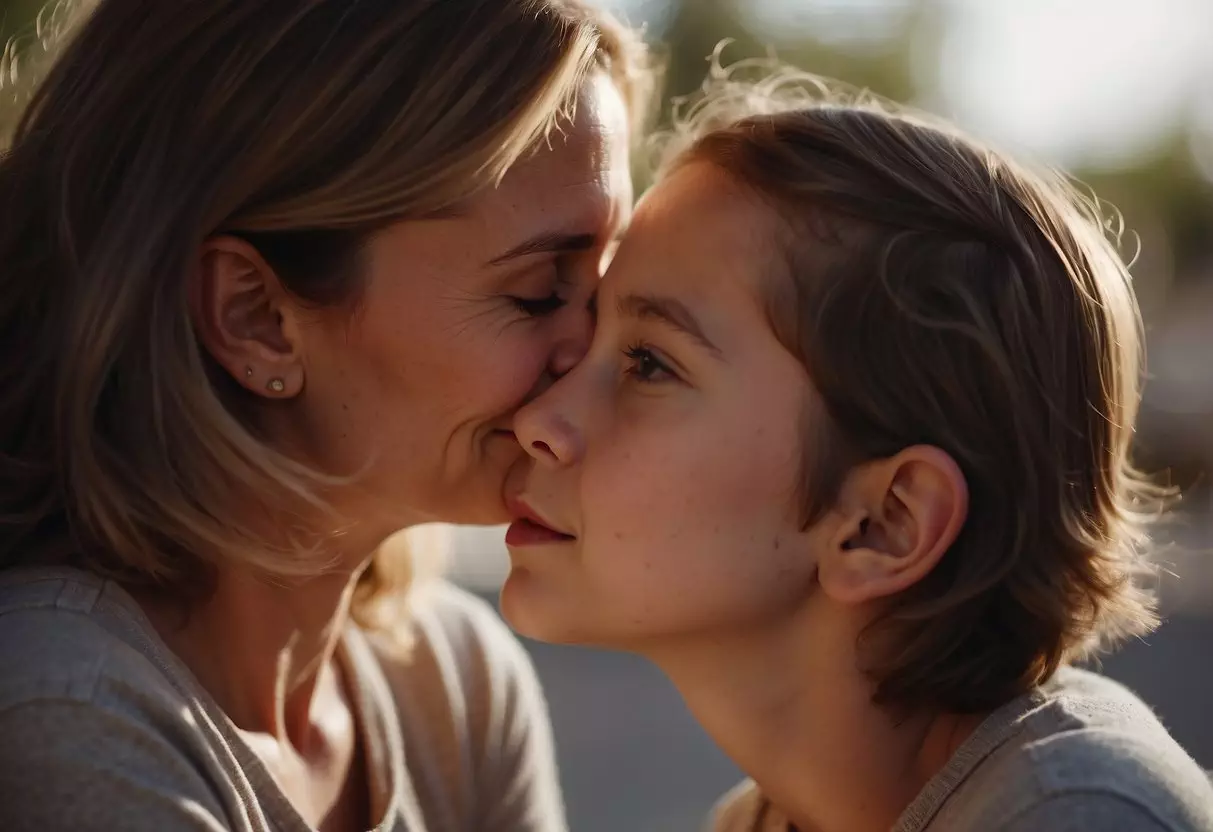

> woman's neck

[
  {"left": 136, "top": 559, "right": 366, "bottom": 748},
  {"left": 646, "top": 611, "right": 984, "bottom": 832}
]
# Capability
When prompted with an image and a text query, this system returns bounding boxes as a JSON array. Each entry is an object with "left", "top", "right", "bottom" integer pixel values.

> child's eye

[
  {"left": 623, "top": 343, "right": 676, "bottom": 384},
  {"left": 510, "top": 293, "right": 567, "bottom": 317}
]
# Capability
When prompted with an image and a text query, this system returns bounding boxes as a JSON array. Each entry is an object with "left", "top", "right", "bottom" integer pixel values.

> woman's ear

[
  {"left": 818, "top": 446, "right": 968, "bottom": 605},
  {"left": 190, "top": 235, "right": 306, "bottom": 399}
]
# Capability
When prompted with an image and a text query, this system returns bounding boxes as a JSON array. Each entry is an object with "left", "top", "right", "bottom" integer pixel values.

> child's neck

[{"left": 646, "top": 614, "right": 985, "bottom": 832}]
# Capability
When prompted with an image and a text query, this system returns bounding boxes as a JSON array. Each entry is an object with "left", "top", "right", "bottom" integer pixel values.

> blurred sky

[{"left": 603, "top": 0, "right": 1213, "bottom": 170}]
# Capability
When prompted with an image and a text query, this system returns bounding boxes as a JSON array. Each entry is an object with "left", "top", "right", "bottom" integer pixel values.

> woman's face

[
  {"left": 499, "top": 162, "right": 827, "bottom": 649},
  {"left": 282, "top": 74, "right": 632, "bottom": 533}
]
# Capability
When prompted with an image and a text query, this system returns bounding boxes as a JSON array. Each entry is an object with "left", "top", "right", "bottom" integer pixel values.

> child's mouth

[
  {"left": 505, "top": 517, "right": 576, "bottom": 547},
  {"left": 503, "top": 495, "right": 576, "bottom": 547}
]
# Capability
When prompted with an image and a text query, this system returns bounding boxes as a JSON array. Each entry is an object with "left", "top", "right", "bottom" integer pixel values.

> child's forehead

[
  {"left": 643, "top": 160, "right": 857, "bottom": 294},
  {"left": 602, "top": 165, "right": 791, "bottom": 342},
  {"left": 621, "top": 168, "right": 771, "bottom": 273},
  {"left": 633, "top": 163, "right": 783, "bottom": 259}
]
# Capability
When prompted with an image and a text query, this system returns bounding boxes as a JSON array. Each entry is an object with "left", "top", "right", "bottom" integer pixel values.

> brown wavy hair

[
  {"left": 658, "top": 61, "right": 1169, "bottom": 713},
  {"left": 0, "top": 0, "right": 654, "bottom": 630}
]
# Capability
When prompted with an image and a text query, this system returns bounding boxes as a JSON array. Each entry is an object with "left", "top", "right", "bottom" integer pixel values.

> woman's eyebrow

[{"left": 487, "top": 231, "right": 598, "bottom": 266}]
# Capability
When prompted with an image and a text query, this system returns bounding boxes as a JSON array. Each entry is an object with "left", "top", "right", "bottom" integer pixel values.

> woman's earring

[
  {"left": 245, "top": 367, "right": 253, "bottom": 379},
  {"left": 267, "top": 378, "right": 286, "bottom": 394}
]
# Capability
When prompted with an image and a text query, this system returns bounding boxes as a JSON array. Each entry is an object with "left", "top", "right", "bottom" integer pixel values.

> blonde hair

[
  {"left": 659, "top": 58, "right": 1169, "bottom": 712},
  {"left": 0, "top": 0, "right": 654, "bottom": 627}
]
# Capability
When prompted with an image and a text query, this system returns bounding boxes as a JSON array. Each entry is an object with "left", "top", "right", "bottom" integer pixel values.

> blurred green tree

[
  {"left": 657, "top": 0, "right": 939, "bottom": 105},
  {"left": 1, "top": 0, "right": 49, "bottom": 60}
]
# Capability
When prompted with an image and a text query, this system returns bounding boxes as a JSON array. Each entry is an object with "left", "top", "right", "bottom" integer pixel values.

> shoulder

[
  {"left": 0, "top": 567, "right": 189, "bottom": 715},
  {"left": 365, "top": 581, "right": 546, "bottom": 748},
  {"left": 0, "top": 568, "right": 233, "bottom": 829},
  {"left": 1005, "top": 725, "right": 1213, "bottom": 829},
  {"left": 996, "top": 792, "right": 1208, "bottom": 832},
  {"left": 953, "top": 669, "right": 1213, "bottom": 831},
  {"left": 371, "top": 578, "right": 537, "bottom": 705},
  {"left": 409, "top": 578, "right": 528, "bottom": 665},
  {"left": 365, "top": 579, "right": 565, "bottom": 830},
  {"left": 366, "top": 578, "right": 547, "bottom": 738},
  {"left": 1028, "top": 669, "right": 1212, "bottom": 803},
  {"left": 708, "top": 780, "right": 762, "bottom": 831},
  {"left": 708, "top": 781, "right": 786, "bottom": 832}
]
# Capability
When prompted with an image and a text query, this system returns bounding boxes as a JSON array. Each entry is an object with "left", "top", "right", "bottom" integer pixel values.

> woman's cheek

[{"left": 480, "top": 334, "right": 552, "bottom": 409}]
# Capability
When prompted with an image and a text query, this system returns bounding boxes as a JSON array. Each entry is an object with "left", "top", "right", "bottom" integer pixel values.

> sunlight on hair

[{"left": 650, "top": 41, "right": 925, "bottom": 177}]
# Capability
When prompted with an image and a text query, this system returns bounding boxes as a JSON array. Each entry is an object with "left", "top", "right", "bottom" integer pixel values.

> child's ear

[{"left": 818, "top": 446, "right": 969, "bottom": 605}]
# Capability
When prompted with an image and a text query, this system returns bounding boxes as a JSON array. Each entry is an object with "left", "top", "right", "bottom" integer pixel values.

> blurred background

[{"left": 4, "top": 0, "right": 1212, "bottom": 829}]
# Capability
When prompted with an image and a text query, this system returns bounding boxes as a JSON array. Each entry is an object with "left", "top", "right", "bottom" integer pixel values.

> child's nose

[{"left": 514, "top": 397, "right": 585, "bottom": 468}]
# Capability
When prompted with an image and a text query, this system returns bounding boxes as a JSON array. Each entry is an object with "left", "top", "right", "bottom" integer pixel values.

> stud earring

[
  {"left": 267, "top": 378, "right": 286, "bottom": 394},
  {"left": 245, "top": 367, "right": 254, "bottom": 379}
]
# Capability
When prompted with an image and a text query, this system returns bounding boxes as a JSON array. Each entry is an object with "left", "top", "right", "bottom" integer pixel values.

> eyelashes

[
  {"left": 510, "top": 293, "right": 568, "bottom": 317},
  {"left": 623, "top": 343, "right": 676, "bottom": 383}
]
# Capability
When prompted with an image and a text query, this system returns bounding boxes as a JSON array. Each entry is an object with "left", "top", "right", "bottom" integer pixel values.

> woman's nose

[{"left": 514, "top": 387, "right": 585, "bottom": 468}]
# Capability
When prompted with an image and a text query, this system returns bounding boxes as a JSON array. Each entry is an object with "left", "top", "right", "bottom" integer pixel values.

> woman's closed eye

[
  {"left": 623, "top": 343, "right": 677, "bottom": 384},
  {"left": 510, "top": 292, "right": 568, "bottom": 317}
]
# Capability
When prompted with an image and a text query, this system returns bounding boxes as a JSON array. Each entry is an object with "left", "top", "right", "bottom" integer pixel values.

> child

[{"left": 499, "top": 68, "right": 1213, "bottom": 832}]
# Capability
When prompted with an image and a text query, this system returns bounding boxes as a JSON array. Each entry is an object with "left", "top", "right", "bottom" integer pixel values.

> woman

[{"left": 0, "top": 1, "right": 651, "bottom": 830}]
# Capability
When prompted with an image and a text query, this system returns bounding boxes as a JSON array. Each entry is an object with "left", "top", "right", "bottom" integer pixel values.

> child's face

[{"left": 501, "top": 163, "right": 831, "bottom": 648}]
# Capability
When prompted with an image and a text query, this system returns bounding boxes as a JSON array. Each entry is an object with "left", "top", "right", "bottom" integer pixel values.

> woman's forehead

[{"left": 463, "top": 79, "right": 633, "bottom": 255}]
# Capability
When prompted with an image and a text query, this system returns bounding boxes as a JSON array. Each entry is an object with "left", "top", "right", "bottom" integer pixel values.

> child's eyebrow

[{"left": 616, "top": 292, "right": 722, "bottom": 358}]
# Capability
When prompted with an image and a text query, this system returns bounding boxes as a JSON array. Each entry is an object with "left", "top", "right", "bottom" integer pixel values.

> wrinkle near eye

[{"left": 439, "top": 288, "right": 524, "bottom": 341}]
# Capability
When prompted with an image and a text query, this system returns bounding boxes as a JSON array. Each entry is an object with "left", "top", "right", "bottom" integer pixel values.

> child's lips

[
  {"left": 503, "top": 494, "right": 576, "bottom": 546},
  {"left": 505, "top": 517, "right": 576, "bottom": 547}
]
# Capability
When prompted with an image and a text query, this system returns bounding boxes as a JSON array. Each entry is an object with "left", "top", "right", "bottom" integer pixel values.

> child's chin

[{"left": 498, "top": 570, "right": 597, "bottom": 646}]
